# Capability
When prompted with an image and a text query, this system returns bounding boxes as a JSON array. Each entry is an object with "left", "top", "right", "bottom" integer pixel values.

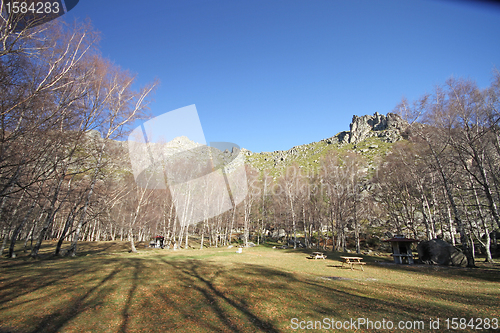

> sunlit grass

[{"left": 1, "top": 242, "right": 499, "bottom": 332}]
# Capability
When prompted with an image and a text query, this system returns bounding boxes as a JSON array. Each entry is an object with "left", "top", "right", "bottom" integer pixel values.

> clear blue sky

[{"left": 66, "top": 0, "right": 500, "bottom": 153}]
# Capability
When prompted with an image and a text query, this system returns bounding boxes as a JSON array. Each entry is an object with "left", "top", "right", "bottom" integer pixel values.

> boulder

[
  {"left": 417, "top": 239, "right": 467, "bottom": 267},
  {"left": 271, "top": 229, "right": 286, "bottom": 238}
]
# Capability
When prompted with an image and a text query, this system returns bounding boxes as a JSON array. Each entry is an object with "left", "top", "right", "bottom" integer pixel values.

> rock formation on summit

[
  {"left": 245, "top": 112, "right": 410, "bottom": 174},
  {"left": 347, "top": 112, "right": 408, "bottom": 144}
]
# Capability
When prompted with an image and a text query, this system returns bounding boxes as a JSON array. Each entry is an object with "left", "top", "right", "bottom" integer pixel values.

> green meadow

[{"left": 1, "top": 242, "right": 499, "bottom": 333}]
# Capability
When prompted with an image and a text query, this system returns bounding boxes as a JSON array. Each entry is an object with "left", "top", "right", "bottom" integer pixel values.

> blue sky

[{"left": 66, "top": 0, "right": 500, "bottom": 153}]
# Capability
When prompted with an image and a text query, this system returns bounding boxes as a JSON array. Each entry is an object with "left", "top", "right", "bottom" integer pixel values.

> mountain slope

[{"left": 244, "top": 112, "right": 408, "bottom": 177}]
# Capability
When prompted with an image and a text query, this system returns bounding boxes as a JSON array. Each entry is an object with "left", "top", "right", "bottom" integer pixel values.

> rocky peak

[{"left": 348, "top": 112, "right": 408, "bottom": 144}]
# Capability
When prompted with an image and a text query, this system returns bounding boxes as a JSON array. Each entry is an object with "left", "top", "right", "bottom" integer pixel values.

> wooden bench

[
  {"left": 308, "top": 252, "right": 327, "bottom": 260},
  {"left": 340, "top": 256, "right": 366, "bottom": 271}
]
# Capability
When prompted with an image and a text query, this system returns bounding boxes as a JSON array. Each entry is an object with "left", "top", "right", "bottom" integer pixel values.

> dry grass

[{"left": 1, "top": 242, "right": 499, "bottom": 332}]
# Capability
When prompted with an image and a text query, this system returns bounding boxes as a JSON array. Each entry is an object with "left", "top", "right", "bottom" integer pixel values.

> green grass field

[{"left": 1, "top": 242, "right": 499, "bottom": 332}]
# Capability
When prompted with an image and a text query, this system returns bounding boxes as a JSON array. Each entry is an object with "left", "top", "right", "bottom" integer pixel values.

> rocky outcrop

[
  {"left": 417, "top": 239, "right": 467, "bottom": 267},
  {"left": 347, "top": 112, "right": 408, "bottom": 144},
  {"left": 244, "top": 112, "right": 409, "bottom": 173}
]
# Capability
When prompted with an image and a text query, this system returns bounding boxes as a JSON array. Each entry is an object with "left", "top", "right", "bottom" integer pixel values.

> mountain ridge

[
  {"left": 244, "top": 112, "right": 408, "bottom": 176},
  {"left": 102, "top": 112, "right": 409, "bottom": 178}
]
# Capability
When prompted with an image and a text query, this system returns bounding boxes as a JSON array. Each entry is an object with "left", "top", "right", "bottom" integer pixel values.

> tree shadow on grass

[
  {"left": 2, "top": 252, "right": 497, "bottom": 333},
  {"left": 61, "top": 241, "right": 148, "bottom": 257},
  {"left": 155, "top": 258, "right": 475, "bottom": 330},
  {"left": 28, "top": 261, "right": 126, "bottom": 333},
  {"left": 154, "top": 258, "right": 477, "bottom": 331},
  {"left": 5, "top": 241, "right": 148, "bottom": 260},
  {"left": 299, "top": 277, "right": 460, "bottom": 322},
  {"left": 160, "top": 259, "right": 281, "bottom": 333},
  {"left": 0, "top": 256, "right": 144, "bottom": 333},
  {"left": 119, "top": 258, "right": 142, "bottom": 333},
  {"left": 381, "top": 281, "right": 499, "bottom": 315},
  {"left": 373, "top": 261, "right": 500, "bottom": 283},
  {"left": 0, "top": 258, "right": 114, "bottom": 307}
]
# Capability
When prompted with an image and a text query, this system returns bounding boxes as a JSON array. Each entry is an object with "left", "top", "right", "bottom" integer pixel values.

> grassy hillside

[{"left": 245, "top": 134, "right": 396, "bottom": 178}]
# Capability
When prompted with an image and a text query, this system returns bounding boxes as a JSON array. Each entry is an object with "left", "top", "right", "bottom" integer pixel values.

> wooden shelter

[{"left": 384, "top": 235, "right": 419, "bottom": 264}]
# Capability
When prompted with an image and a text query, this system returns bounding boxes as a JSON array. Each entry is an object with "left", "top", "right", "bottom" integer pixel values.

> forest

[{"left": 1, "top": 18, "right": 499, "bottom": 269}]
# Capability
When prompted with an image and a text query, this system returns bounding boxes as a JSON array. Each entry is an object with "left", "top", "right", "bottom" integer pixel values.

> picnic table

[
  {"left": 340, "top": 256, "right": 366, "bottom": 271},
  {"left": 308, "top": 252, "right": 327, "bottom": 260}
]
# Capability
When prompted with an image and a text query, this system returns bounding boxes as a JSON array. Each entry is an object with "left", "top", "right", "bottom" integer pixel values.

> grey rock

[
  {"left": 349, "top": 112, "right": 408, "bottom": 144},
  {"left": 417, "top": 239, "right": 467, "bottom": 267},
  {"left": 272, "top": 229, "right": 287, "bottom": 238}
]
